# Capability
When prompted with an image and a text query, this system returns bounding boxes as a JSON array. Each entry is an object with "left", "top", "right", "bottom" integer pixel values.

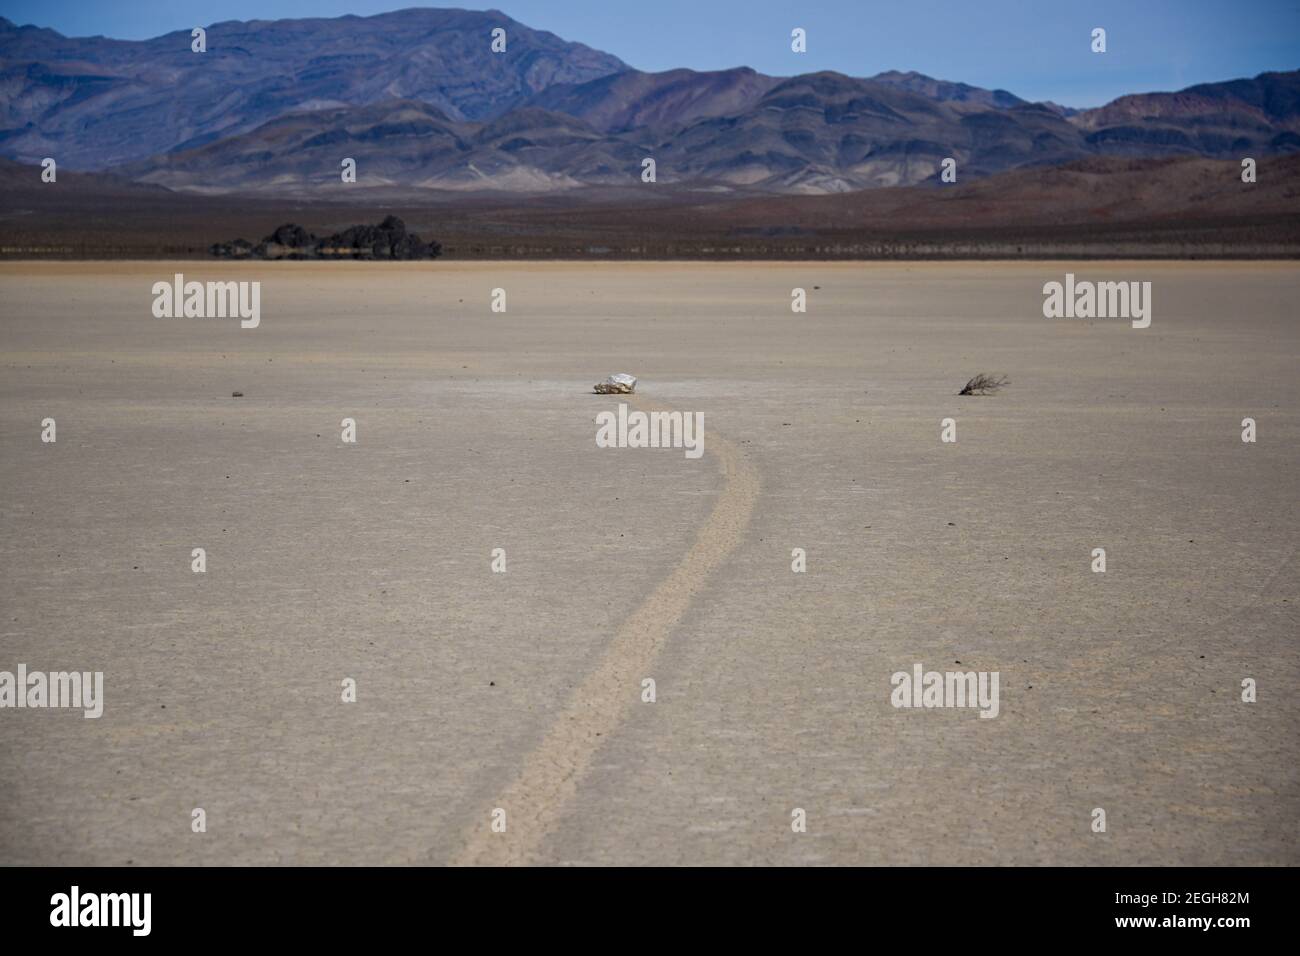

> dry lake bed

[{"left": 1, "top": 260, "right": 1296, "bottom": 865}]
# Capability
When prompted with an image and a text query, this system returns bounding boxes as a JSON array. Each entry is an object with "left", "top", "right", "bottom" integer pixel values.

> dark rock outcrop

[{"left": 210, "top": 217, "right": 441, "bottom": 260}]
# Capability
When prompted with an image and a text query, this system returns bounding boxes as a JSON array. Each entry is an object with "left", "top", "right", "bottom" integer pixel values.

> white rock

[{"left": 594, "top": 373, "right": 637, "bottom": 394}]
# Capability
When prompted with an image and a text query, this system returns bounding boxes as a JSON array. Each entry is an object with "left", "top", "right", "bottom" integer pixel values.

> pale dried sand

[{"left": 0, "top": 260, "right": 1296, "bottom": 865}]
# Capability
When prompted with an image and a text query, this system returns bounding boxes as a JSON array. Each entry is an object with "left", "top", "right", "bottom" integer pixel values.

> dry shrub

[{"left": 959, "top": 373, "right": 1010, "bottom": 396}]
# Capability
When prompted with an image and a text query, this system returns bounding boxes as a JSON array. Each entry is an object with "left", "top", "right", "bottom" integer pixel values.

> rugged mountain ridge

[
  {"left": 0, "top": 8, "right": 628, "bottom": 168},
  {"left": 2, "top": 10, "right": 1297, "bottom": 195},
  {"left": 115, "top": 69, "right": 1299, "bottom": 196}
]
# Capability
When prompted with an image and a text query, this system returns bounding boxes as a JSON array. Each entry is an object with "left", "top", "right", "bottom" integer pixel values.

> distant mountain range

[{"left": 2, "top": 8, "right": 1297, "bottom": 195}]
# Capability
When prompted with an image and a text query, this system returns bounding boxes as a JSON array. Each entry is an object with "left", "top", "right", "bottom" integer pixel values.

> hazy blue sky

[{"left": 4, "top": 0, "right": 1298, "bottom": 107}]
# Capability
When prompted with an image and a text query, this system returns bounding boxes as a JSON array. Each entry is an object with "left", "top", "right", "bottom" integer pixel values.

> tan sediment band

[{"left": 450, "top": 396, "right": 760, "bottom": 866}]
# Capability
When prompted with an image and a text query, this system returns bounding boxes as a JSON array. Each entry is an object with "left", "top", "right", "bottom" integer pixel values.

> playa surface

[{"left": 1, "top": 260, "right": 1296, "bottom": 865}]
